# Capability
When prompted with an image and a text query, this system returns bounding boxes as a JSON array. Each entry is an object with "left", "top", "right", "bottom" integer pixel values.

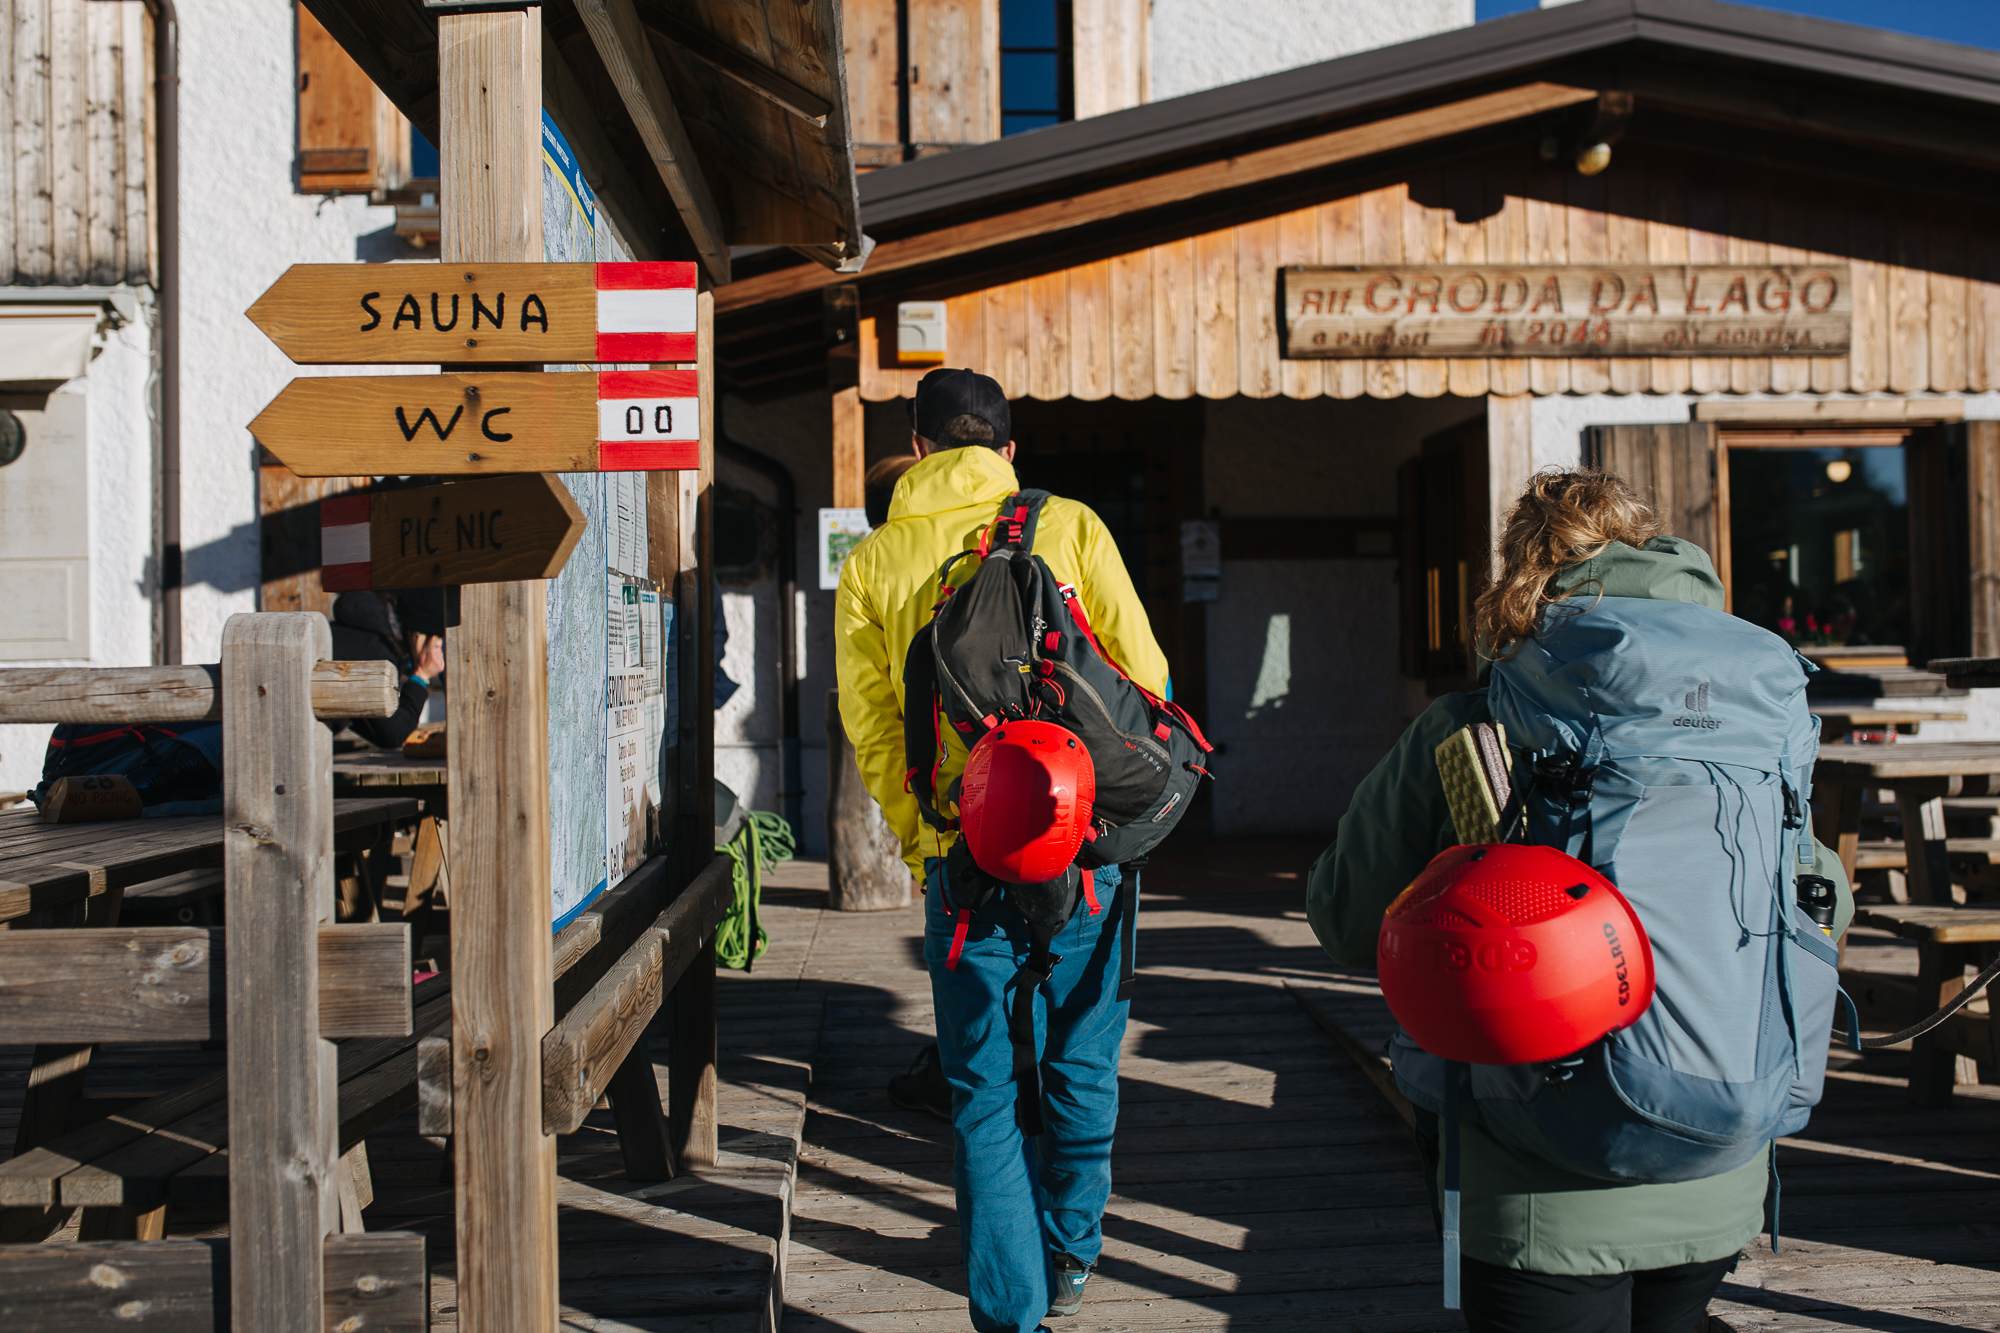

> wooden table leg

[
  {"left": 606, "top": 1036, "right": 675, "bottom": 1182},
  {"left": 1896, "top": 779, "right": 1956, "bottom": 906},
  {"left": 1910, "top": 940, "right": 1976, "bottom": 1107},
  {"left": 668, "top": 936, "right": 719, "bottom": 1170},
  {"left": 1812, "top": 776, "right": 1862, "bottom": 887}
]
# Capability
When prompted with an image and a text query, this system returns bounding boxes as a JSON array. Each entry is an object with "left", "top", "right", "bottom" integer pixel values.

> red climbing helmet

[
  {"left": 958, "top": 720, "right": 1096, "bottom": 884},
  {"left": 1377, "top": 844, "right": 1656, "bottom": 1065}
]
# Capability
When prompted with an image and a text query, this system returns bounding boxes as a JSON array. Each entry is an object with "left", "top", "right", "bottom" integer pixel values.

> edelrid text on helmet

[
  {"left": 1377, "top": 844, "right": 1656, "bottom": 1066},
  {"left": 958, "top": 721, "right": 1097, "bottom": 885}
]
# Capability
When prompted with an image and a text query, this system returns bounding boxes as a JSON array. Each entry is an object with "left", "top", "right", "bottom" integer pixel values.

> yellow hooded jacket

[{"left": 834, "top": 446, "right": 1170, "bottom": 878}]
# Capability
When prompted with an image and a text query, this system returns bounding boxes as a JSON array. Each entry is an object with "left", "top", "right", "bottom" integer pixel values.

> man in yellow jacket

[{"left": 835, "top": 369, "right": 1168, "bottom": 1333}]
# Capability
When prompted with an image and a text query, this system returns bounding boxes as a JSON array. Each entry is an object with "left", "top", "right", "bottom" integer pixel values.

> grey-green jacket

[{"left": 1306, "top": 538, "right": 1853, "bottom": 1276}]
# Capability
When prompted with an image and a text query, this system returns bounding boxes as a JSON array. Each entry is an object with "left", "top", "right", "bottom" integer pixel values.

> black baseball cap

[{"left": 911, "top": 367, "right": 1011, "bottom": 447}]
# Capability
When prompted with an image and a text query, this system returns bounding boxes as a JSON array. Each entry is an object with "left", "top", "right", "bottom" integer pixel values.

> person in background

[
  {"left": 328, "top": 590, "right": 442, "bottom": 750},
  {"left": 1306, "top": 470, "right": 1853, "bottom": 1333},
  {"left": 864, "top": 453, "right": 917, "bottom": 529},
  {"left": 835, "top": 368, "right": 1169, "bottom": 1332}
]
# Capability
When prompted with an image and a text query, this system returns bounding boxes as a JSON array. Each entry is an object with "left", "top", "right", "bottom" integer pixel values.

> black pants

[{"left": 1461, "top": 1255, "right": 1735, "bottom": 1333}]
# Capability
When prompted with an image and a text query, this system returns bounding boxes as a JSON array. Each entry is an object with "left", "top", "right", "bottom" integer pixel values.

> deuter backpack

[
  {"left": 902, "top": 489, "right": 1213, "bottom": 1131},
  {"left": 1390, "top": 589, "right": 1841, "bottom": 1192}
]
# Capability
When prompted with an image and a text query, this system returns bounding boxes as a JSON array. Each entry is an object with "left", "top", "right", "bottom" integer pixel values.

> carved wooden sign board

[
  {"left": 249, "top": 370, "right": 700, "bottom": 477},
  {"left": 247, "top": 260, "right": 699, "bottom": 363},
  {"left": 320, "top": 474, "right": 587, "bottom": 592},
  {"left": 1281, "top": 264, "right": 1853, "bottom": 359}
]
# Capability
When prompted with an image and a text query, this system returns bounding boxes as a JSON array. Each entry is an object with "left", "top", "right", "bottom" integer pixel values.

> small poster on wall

[{"left": 819, "top": 507, "right": 871, "bottom": 590}]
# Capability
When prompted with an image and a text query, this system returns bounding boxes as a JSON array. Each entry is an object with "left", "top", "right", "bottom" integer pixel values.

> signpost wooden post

[
  {"left": 319, "top": 475, "right": 586, "bottom": 592},
  {"left": 249, "top": 369, "right": 701, "bottom": 476},
  {"left": 1280, "top": 263, "right": 1853, "bottom": 359},
  {"left": 247, "top": 260, "right": 698, "bottom": 363}
]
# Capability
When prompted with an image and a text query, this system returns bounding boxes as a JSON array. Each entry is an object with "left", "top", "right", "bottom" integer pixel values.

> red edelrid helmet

[
  {"left": 1377, "top": 844, "right": 1656, "bottom": 1066},
  {"left": 958, "top": 721, "right": 1096, "bottom": 884}
]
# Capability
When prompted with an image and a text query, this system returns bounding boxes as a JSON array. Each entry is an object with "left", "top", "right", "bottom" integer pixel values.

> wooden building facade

[{"left": 716, "top": 0, "right": 2000, "bottom": 839}]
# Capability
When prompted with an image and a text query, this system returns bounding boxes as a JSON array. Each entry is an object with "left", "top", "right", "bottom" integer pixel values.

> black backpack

[{"left": 902, "top": 491, "right": 1213, "bottom": 1131}]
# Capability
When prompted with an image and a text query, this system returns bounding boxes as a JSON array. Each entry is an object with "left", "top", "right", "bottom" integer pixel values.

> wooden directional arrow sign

[
  {"left": 249, "top": 369, "right": 701, "bottom": 477},
  {"left": 245, "top": 261, "right": 698, "bottom": 364},
  {"left": 321, "top": 475, "right": 587, "bottom": 592}
]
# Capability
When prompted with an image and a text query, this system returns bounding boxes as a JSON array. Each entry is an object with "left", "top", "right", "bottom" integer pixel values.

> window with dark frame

[{"left": 1001, "top": 0, "right": 1072, "bottom": 136}]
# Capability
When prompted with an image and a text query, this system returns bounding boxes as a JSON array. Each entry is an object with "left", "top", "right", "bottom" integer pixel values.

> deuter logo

[{"left": 1673, "top": 680, "right": 1722, "bottom": 730}]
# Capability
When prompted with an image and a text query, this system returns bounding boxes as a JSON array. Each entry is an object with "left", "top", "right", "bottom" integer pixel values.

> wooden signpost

[
  {"left": 247, "top": 261, "right": 699, "bottom": 363},
  {"left": 1281, "top": 263, "right": 1853, "bottom": 358},
  {"left": 249, "top": 369, "right": 701, "bottom": 476},
  {"left": 320, "top": 474, "right": 586, "bottom": 592}
]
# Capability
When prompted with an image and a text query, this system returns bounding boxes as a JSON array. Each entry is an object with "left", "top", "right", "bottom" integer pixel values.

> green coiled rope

[{"left": 715, "top": 809, "right": 795, "bottom": 971}]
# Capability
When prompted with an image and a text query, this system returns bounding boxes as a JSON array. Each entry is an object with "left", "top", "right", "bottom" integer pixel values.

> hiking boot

[
  {"left": 886, "top": 1042, "right": 951, "bottom": 1121},
  {"left": 1048, "top": 1252, "right": 1091, "bottom": 1318}
]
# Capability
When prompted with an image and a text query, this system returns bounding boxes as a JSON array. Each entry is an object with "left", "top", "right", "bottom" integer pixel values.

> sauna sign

[
  {"left": 1280, "top": 264, "right": 1851, "bottom": 359},
  {"left": 249, "top": 369, "right": 701, "bottom": 477},
  {"left": 245, "top": 260, "right": 699, "bottom": 364}
]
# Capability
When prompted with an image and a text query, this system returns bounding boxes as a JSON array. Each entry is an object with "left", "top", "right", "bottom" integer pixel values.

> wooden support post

[
  {"left": 223, "top": 612, "right": 337, "bottom": 1331},
  {"left": 667, "top": 287, "right": 721, "bottom": 1171},
  {"left": 828, "top": 689, "right": 912, "bottom": 911},
  {"left": 1484, "top": 395, "right": 1534, "bottom": 579},
  {"left": 827, "top": 286, "right": 864, "bottom": 509},
  {"left": 439, "top": 10, "right": 560, "bottom": 1330},
  {"left": 1911, "top": 941, "right": 1977, "bottom": 1106}
]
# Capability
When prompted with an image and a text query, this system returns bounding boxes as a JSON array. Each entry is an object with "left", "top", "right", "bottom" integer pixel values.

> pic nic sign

[{"left": 1280, "top": 264, "right": 1852, "bottom": 359}]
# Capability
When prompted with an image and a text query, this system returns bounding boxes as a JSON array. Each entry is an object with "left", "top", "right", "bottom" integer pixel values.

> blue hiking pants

[{"left": 923, "top": 860, "right": 1133, "bottom": 1333}]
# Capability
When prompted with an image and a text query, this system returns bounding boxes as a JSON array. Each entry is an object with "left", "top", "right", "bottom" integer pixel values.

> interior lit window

[
  {"left": 1001, "top": 0, "right": 1072, "bottom": 136},
  {"left": 1728, "top": 445, "right": 1909, "bottom": 648}
]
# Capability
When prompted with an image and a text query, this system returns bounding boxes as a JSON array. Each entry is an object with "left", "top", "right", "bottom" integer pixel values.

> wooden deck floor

[{"left": 6, "top": 846, "right": 2000, "bottom": 1330}]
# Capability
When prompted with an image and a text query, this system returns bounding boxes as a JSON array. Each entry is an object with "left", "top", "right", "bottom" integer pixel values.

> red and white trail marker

[
  {"left": 244, "top": 260, "right": 700, "bottom": 366},
  {"left": 596, "top": 370, "right": 700, "bottom": 471}
]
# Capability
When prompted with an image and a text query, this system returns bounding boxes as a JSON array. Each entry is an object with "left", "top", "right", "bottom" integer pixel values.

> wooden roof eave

[
  {"left": 714, "top": 81, "right": 1600, "bottom": 314},
  {"left": 296, "top": 0, "right": 863, "bottom": 270}
]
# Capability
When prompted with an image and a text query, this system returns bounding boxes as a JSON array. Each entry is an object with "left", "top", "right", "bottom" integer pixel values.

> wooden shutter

[
  {"left": 1398, "top": 419, "right": 1485, "bottom": 691},
  {"left": 1584, "top": 423, "right": 1719, "bottom": 555},
  {"left": 843, "top": 0, "right": 904, "bottom": 168},
  {"left": 1072, "top": 0, "right": 1146, "bottom": 118},
  {"left": 1908, "top": 420, "right": 2000, "bottom": 663},
  {"left": 296, "top": 6, "right": 409, "bottom": 194},
  {"left": 907, "top": 0, "right": 999, "bottom": 150}
]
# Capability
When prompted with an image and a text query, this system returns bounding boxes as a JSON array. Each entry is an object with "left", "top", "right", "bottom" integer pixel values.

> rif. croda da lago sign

[
  {"left": 246, "top": 261, "right": 698, "bottom": 363},
  {"left": 1280, "top": 264, "right": 1851, "bottom": 358}
]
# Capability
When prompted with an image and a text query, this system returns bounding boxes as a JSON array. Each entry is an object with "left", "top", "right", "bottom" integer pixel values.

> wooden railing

[{"left": 0, "top": 614, "right": 427, "bottom": 1330}]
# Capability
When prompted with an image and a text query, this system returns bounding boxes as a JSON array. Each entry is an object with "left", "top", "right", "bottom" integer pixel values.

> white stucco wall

[
  {"left": 173, "top": 0, "right": 397, "bottom": 662},
  {"left": 0, "top": 301, "right": 159, "bottom": 795},
  {"left": 1148, "top": 0, "right": 1473, "bottom": 101}
]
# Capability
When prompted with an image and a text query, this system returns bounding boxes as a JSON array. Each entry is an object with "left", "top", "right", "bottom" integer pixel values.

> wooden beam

[
  {"left": 652, "top": 16, "right": 832, "bottom": 128},
  {"left": 573, "top": 0, "right": 732, "bottom": 284},
  {"left": 541, "top": 922, "right": 665, "bottom": 1134},
  {"left": 1693, "top": 399, "right": 1968, "bottom": 424},
  {"left": 439, "top": 10, "right": 560, "bottom": 1330},
  {"left": 665, "top": 855, "right": 732, "bottom": 1169},
  {"left": 222, "top": 613, "right": 337, "bottom": 1331},
  {"left": 0, "top": 924, "right": 410, "bottom": 1044},
  {"left": 0, "top": 1233, "right": 427, "bottom": 1331},
  {"left": 717, "top": 82, "right": 1598, "bottom": 312},
  {"left": 0, "top": 660, "right": 399, "bottom": 724}
]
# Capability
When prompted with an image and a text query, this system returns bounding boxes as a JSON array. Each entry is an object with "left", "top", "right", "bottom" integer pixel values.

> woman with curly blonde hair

[{"left": 1305, "top": 467, "right": 1852, "bottom": 1333}]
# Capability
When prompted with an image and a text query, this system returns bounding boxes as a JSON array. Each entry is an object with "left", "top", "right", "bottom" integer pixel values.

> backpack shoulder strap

[
  {"left": 981, "top": 490, "right": 1054, "bottom": 556},
  {"left": 900, "top": 623, "right": 955, "bottom": 833}
]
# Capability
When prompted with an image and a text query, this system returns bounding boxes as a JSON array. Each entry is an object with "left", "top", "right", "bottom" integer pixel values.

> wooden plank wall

[
  {"left": 858, "top": 157, "right": 2000, "bottom": 402},
  {"left": 905, "top": 0, "right": 998, "bottom": 152},
  {"left": 1, "top": 0, "right": 155, "bottom": 287}
]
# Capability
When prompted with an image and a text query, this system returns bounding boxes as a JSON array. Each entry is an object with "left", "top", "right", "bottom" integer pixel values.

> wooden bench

[
  {"left": 1851, "top": 904, "right": 2000, "bottom": 1106},
  {"left": 119, "top": 868, "right": 225, "bottom": 926},
  {"left": 0, "top": 621, "right": 428, "bottom": 1327},
  {"left": 0, "top": 973, "right": 445, "bottom": 1242}
]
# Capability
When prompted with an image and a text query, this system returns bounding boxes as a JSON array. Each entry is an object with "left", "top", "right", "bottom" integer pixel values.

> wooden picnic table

[
  {"left": 0, "top": 797, "right": 420, "bottom": 927},
  {"left": 1813, "top": 742, "right": 2000, "bottom": 905},
  {"left": 333, "top": 750, "right": 447, "bottom": 791},
  {"left": 1809, "top": 704, "right": 1968, "bottom": 743},
  {"left": 334, "top": 751, "right": 450, "bottom": 924},
  {"left": 1931, "top": 657, "right": 2000, "bottom": 690}
]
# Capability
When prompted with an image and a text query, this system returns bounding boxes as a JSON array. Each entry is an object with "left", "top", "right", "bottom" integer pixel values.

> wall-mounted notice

[{"left": 819, "top": 507, "right": 871, "bottom": 591}]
